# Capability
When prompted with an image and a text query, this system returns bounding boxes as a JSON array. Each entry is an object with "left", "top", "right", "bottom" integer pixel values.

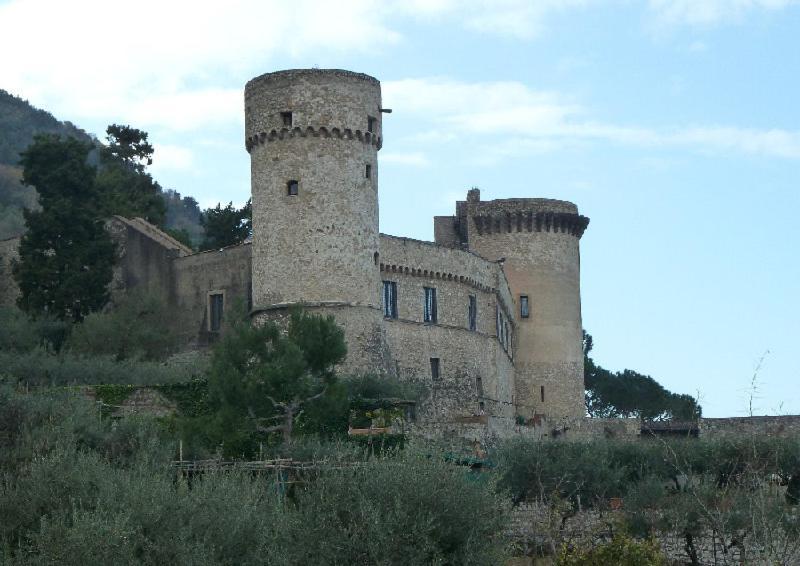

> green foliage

[
  {"left": 162, "top": 189, "right": 204, "bottom": 248},
  {"left": 95, "top": 124, "right": 166, "bottom": 226},
  {"left": 0, "top": 306, "right": 71, "bottom": 352},
  {"left": 584, "top": 331, "right": 701, "bottom": 421},
  {"left": 557, "top": 532, "right": 666, "bottom": 565},
  {"left": 66, "top": 292, "right": 184, "bottom": 361},
  {"left": 13, "top": 134, "right": 116, "bottom": 322},
  {"left": 0, "top": 89, "right": 93, "bottom": 167},
  {"left": 199, "top": 200, "right": 251, "bottom": 250},
  {"left": 164, "top": 227, "right": 195, "bottom": 250},
  {"left": 1, "top": 387, "right": 507, "bottom": 565},
  {"left": 198, "top": 310, "right": 347, "bottom": 454},
  {"left": 285, "top": 449, "right": 509, "bottom": 565},
  {"left": 0, "top": 90, "right": 93, "bottom": 240},
  {"left": 0, "top": 348, "right": 205, "bottom": 387}
]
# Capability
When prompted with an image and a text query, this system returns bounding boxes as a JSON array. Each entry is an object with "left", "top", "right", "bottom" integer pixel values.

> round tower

[
  {"left": 461, "top": 193, "right": 589, "bottom": 422},
  {"left": 244, "top": 69, "right": 387, "bottom": 374}
]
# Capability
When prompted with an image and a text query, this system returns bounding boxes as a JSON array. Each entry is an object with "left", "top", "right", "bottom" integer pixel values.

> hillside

[
  {"left": 0, "top": 90, "right": 95, "bottom": 239},
  {"left": 0, "top": 90, "right": 204, "bottom": 244}
]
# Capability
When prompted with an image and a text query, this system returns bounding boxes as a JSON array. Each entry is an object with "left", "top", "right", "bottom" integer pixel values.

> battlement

[
  {"left": 471, "top": 211, "right": 589, "bottom": 238},
  {"left": 245, "top": 68, "right": 383, "bottom": 152},
  {"left": 245, "top": 125, "right": 381, "bottom": 153}
]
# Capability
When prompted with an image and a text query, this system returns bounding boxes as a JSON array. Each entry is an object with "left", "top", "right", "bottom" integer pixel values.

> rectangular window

[
  {"left": 520, "top": 295, "right": 529, "bottom": 318},
  {"left": 287, "top": 180, "right": 299, "bottom": 196},
  {"left": 209, "top": 293, "right": 224, "bottom": 332},
  {"left": 367, "top": 116, "right": 376, "bottom": 133},
  {"left": 423, "top": 287, "right": 437, "bottom": 323},
  {"left": 540, "top": 386, "right": 545, "bottom": 404},
  {"left": 365, "top": 164, "right": 372, "bottom": 179},
  {"left": 476, "top": 377, "right": 483, "bottom": 396},
  {"left": 430, "top": 357, "right": 440, "bottom": 380},
  {"left": 382, "top": 281, "right": 397, "bottom": 319},
  {"left": 468, "top": 295, "right": 477, "bottom": 331},
  {"left": 281, "top": 111, "right": 292, "bottom": 127}
]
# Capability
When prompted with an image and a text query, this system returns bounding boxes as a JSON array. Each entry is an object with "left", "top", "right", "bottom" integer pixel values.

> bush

[
  {"left": 0, "top": 306, "right": 70, "bottom": 353},
  {"left": 284, "top": 448, "right": 509, "bottom": 565},
  {"left": 557, "top": 532, "right": 666, "bottom": 566},
  {"left": 0, "top": 348, "right": 205, "bottom": 387},
  {"left": 66, "top": 292, "right": 184, "bottom": 361}
]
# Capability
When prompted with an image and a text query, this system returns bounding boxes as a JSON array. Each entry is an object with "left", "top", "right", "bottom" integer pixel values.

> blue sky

[{"left": 1, "top": 0, "right": 798, "bottom": 417}]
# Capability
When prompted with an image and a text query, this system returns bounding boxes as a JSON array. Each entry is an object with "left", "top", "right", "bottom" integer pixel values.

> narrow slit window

[
  {"left": 365, "top": 164, "right": 371, "bottom": 179},
  {"left": 287, "top": 180, "right": 299, "bottom": 196},
  {"left": 382, "top": 280, "right": 398, "bottom": 319},
  {"left": 281, "top": 111, "right": 292, "bottom": 127},
  {"left": 430, "top": 357, "right": 440, "bottom": 380},
  {"left": 367, "top": 116, "right": 376, "bottom": 133},
  {"left": 209, "top": 293, "right": 224, "bottom": 332},
  {"left": 476, "top": 377, "right": 483, "bottom": 396},
  {"left": 468, "top": 295, "right": 477, "bottom": 331},
  {"left": 423, "top": 287, "right": 437, "bottom": 323},
  {"left": 540, "top": 386, "right": 545, "bottom": 404},
  {"left": 520, "top": 295, "right": 530, "bottom": 318}
]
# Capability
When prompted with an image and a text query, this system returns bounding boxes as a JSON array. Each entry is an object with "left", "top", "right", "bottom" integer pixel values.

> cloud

[
  {"left": 380, "top": 152, "right": 431, "bottom": 167},
  {"left": 152, "top": 144, "right": 194, "bottom": 172},
  {"left": 0, "top": 0, "right": 400, "bottom": 132},
  {"left": 384, "top": 77, "right": 800, "bottom": 160},
  {"left": 394, "top": 0, "right": 590, "bottom": 39},
  {"left": 648, "top": 0, "right": 797, "bottom": 27}
]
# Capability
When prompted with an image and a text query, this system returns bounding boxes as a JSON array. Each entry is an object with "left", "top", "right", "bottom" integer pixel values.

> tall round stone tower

[
  {"left": 244, "top": 69, "right": 387, "bottom": 374},
  {"left": 458, "top": 192, "right": 589, "bottom": 422}
]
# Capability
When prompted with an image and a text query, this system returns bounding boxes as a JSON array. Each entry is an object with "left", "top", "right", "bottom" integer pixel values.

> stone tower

[
  {"left": 245, "top": 69, "right": 387, "bottom": 373},
  {"left": 439, "top": 190, "right": 589, "bottom": 421}
]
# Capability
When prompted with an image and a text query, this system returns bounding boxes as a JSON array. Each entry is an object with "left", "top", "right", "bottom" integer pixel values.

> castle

[{"left": 0, "top": 69, "right": 591, "bottom": 439}]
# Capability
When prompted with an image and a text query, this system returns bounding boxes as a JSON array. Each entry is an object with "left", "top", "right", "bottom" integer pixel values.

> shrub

[
  {"left": 0, "top": 306, "right": 70, "bottom": 353},
  {"left": 66, "top": 292, "right": 184, "bottom": 361},
  {"left": 284, "top": 448, "right": 509, "bottom": 565},
  {"left": 0, "top": 348, "right": 205, "bottom": 387},
  {"left": 557, "top": 532, "right": 666, "bottom": 566}
]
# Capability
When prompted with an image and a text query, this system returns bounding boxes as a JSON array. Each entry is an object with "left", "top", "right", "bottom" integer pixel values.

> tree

[
  {"left": 206, "top": 309, "right": 347, "bottom": 449},
  {"left": 12, "top": 135, "right": 116, "bottom": 322},
  {"left": 583, "top": 331, "right": 701, "bottom": 421},
  {"left": 95, "top": 124, "right": 166, "bottom": 226},
  {"left": 200, "top": 200, "right": 251, "bottom": 250}
]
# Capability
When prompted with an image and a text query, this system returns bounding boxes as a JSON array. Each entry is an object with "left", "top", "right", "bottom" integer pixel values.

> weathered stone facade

[{"left": 0, "top": 68, "right": 596, "bottom": 439}]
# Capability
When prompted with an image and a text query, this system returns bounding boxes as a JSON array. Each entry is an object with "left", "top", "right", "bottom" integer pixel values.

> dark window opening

[
  {"left": 209, "top": 293, "right": 224, "bottom": 332},
  {"left": 430, "top": 357, "right": 440, "bottom": 380},
  {"left": 540, "top": 386, "right": 545, "bottom": 404},
  {"left": 281, "top": 111, "right": 292, "bottom": 127},
  {"left": 520, "top": 295, "right": 530, "bottom": 318},
  {"left": 367, "top": 116, "right": 377, "bottom": 133},
  {"left": 478, "top": 401, "right": 485, "bottom": 414},
  {"left": 287, "top": 180, "right": 299, "bottom": 196},
  {"left": 365, "top": 164, "right": 372, "bottom": 179},
  {"left": 374, "top": 251, "right": 379, "bottom": 265},
  {"left": 382, "top": 280, "right": 398, "bottom": 319},
  {"left": 424, "top": 287, "right": 437, "bottom": 323},
  {"left": 468, "top": 295, "right": 477, "bottom": 331}
]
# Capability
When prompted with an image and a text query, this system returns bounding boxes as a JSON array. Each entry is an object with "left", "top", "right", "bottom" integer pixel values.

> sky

[{"left": 1, "top": 0, "right": 798, "bottom": 417}]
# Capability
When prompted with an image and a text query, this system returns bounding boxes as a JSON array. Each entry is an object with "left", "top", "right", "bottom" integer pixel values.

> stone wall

[
  {"left": 0, "top": 236, "right": 20, "bottom": 308},
  {"left": 701, "top": 415, "right": 800, "bottom": 438},
  {"left": 106, "top": 216, "right": 183, "bottom": 305},
  {"left": 172, "top": 242, "right": 252, "bottom": 345}
]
